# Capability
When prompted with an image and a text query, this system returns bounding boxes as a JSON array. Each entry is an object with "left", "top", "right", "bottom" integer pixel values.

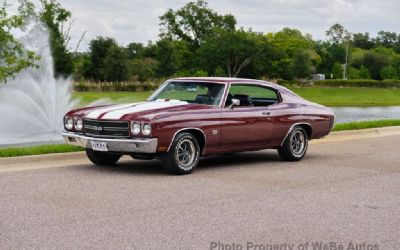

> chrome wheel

[
  {"left": 176, "top": 139, "right": 196, "bottom": 169},
  {"left": 290, "top": 130, "right": 306, "bottom": 157}
]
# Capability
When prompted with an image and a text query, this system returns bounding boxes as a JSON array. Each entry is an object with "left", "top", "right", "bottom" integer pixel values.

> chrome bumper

[{"left": 61, "top": 132, "right": 158, "bottom": 153}]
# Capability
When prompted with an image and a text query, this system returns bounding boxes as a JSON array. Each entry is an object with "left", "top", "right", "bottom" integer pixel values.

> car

[{"left": 62, "top": 77, "right": 334, "bottom": 174}]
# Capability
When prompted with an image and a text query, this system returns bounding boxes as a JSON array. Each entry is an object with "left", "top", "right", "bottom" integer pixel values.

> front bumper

[{"left": 61, "top": 132, "right": 158, "bottom": 153}]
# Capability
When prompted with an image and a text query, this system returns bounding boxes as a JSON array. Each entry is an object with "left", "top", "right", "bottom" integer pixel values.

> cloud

[{"left": 9, "top": 0, "right": 400, "bottom": 51}]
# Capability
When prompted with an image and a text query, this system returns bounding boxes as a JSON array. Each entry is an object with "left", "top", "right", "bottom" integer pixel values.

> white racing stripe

[
  {"left": 101, "top": 100, "right": 188, "bottom": 120},
  {"left": 86, "top": 103, "right": 139, "bottom": 119}
]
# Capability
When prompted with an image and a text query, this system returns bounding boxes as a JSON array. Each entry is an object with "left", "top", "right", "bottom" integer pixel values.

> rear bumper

[{"left": 61, "top": 132, "right": 158, "bottom": 153}]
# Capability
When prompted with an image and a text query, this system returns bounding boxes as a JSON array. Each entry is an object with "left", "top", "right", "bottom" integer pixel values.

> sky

[{"left": 7, "top": 0, "right": 400, "bottom": 51}]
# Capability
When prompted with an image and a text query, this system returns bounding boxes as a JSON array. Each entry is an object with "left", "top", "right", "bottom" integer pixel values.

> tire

[
  {"left": 161, "top": 132, "right": 200, "bottom": 175},
  {"left": 85, "top": 149, "right": 121, "bottom": 166},
  {"left": 278, "top": 126, "right": 308, "bottom": 161}
]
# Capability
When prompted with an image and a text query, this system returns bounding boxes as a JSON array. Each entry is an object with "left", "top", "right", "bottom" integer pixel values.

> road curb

[
  {"left": 0, "top": 151, "right": 85, "bottom": 166},
  {"left": 1, "top": 126, "right": 400, "bottom": 166},
  {"left": 311, "top": 125, "right": 400, "bottom": 144}
]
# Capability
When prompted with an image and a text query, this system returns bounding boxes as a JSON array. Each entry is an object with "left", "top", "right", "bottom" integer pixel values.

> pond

[{"left": 331, "top": 106, "right": 400, "bottom": 124}]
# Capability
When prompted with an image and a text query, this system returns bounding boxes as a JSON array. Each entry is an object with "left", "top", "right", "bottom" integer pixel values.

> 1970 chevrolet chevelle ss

[{"left": 62, "top": 77, "right": 334, "bottom": 174}]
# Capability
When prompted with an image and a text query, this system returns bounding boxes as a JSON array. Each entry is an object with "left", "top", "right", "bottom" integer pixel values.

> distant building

[{"left": 313, "top": 74, "right": 325, "bottom": 81}]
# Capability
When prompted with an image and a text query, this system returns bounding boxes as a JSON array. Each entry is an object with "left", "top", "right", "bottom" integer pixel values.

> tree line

[{"left": 2, "top": 0, "right": 400, "bottom": 83}]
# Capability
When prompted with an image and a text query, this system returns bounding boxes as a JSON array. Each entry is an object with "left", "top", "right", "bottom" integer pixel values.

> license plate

[{"left": 91, "top": 141, "right": 108, "bottom": 152}]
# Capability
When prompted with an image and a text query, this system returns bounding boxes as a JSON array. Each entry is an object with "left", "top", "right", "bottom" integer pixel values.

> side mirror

[{"left": 229, "top": 98, "right": 240, "bottom": 109}]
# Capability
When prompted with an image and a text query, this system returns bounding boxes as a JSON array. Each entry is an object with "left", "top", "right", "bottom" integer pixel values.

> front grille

[{"left": 84, "top": 119, "right": 130, "bottom": 138}]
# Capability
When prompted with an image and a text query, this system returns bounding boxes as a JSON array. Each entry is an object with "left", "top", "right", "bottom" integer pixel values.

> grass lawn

[
  {"left": 290, "top": 87, "right": 400, "bottom": 106},
  {"left": 73, "top": 87, "right": 400, "bottom": 107},
  {"left": 333, "top": 119, "right": 400, "bottom": 131},
  {"left": 0, "top": 144, "right": 83, "bottom": 158},
  {"left": 72, "top": 91, "right": 152, "bottom": 106}
]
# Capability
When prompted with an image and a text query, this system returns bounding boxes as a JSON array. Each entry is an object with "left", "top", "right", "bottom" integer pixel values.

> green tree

[
  {"left": 332, "top": 62, "right": 343, "bottom": 79},
  {"left": 129, "top": 58, "right": 158, "bottom": 82},
  {"left": 363, "top": 50, "right": 390, "bottom": 79},
  {"left": 347, "top": 66, "right": 360, "bottom": 79},
  {"left": 375, "top": 31, "right": 399, "bottom": 49},
  {"left": 154, "top": 38, "right": 176, "bottom": 77},
  {"left": 380, "top": 66, "right": 398, "bottom": 79},
  {"left": 326, "top": 23, "right": 351, "bottom": 79},
  {"left": 86, "top": 37, "right": 129, "bottom": 81},
  {"left": 72, "top": 52, "right": 90, "bottom": 80},
  {"left": 0, "top": 1, "right": 38, "bottom": 82},
  {"left": 103, "top": 45, "right": 129, "bottom": 82},
  {"left": 197, "top": 29, "right": 263, "bottom": 77},
  {"left": 352, "top": 32, "right": 374, "bottom": 50},
  {"left": 126, "top": 42, "right": 144, "bottom": 59},
  {"left": 39, "top": 0, "right": 74, "bottom": 77},
  {"left": 267, "top": 28, "right": 316, "bottom": 79},
  {"left": 315, "top": 41, "right": 345, "bottom": 76},
  {"left": 290, "top": 51, "right": 312, "bottom": 79},
  {"left": 86, "top": 37, "right": 115, "bottom": 81},
  {"left": 359, "top": 66, "right": 371, "bottom": 79},
  {"left": 159, "top": 0, "right": 236, "bottom": 47}
]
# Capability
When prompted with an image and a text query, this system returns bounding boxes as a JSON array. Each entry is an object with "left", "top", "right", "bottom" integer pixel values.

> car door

[{"left": 219, "top": 83, "right": 280, "bottom": 149}]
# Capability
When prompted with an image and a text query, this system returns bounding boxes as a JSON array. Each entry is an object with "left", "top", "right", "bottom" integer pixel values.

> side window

[{"left": 226, "top": 84, "right": 279, "bottom": 107}]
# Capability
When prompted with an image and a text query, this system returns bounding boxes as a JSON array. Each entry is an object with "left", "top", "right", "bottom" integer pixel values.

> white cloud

[{"left": 7, "top": 0, "right": 400, "bottom": 51}]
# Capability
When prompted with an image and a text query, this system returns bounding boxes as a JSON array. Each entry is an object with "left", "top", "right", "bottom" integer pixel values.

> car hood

[{"left": 70, "top": 100, "right": 209, "bottom": 120}]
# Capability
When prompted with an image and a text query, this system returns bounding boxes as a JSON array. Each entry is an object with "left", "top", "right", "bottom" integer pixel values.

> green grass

[
  {"left": 0, "top": 144, "right": 84, "bottom": 157},
  {"left": 72, "top": 87, "right": 400, "bottom": 107},
  {"left": 289, "top": 87, "right": 400, "bottom": 106},
  {"left": 72, "top": 91, "right": 152, "bottom": 106},
  {"left": 333, "top": 119, "right": 400, "bottom": 131}
]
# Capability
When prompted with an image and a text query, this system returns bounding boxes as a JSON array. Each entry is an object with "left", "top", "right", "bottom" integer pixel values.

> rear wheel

[
  {"left": 278, "top": 126, "right": 308, "bottom": 161},
  {"left": 161, "top": 133, "right": 200, "bottom": 175},
  {"left": 86, "top": 149, "right": 121, "bottom": 166}
]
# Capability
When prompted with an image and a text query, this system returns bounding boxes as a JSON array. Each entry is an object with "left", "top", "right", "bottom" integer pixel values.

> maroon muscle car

[{"left": 62, "top": 77, "right": 334, "bottom": 174}]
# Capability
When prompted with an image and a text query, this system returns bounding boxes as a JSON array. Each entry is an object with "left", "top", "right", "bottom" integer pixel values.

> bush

[
  {"left": 314, "top": 79, "right": 400, "bottom": 88},
  {"left": 276, "top": 79, "right": 312, "bottom": 87}
]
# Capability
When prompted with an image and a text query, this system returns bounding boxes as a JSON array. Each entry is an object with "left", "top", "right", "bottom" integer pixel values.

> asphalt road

[{"left": 1, "top": 135, "right": 399, "bottom": 250}]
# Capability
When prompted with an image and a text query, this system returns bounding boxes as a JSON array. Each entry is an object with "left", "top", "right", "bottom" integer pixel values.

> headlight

[
  {"left": 75, "top": 118, "right": 83, "bottom": 131},
  {"left": 131, "top": 122, "right": 141, "bottom": 135},
  {"left": 142, "top": 123, "right": 151, "bottom": 136},
  {"left": 65, "top": 117, "right": 73, "bottom": 130}
]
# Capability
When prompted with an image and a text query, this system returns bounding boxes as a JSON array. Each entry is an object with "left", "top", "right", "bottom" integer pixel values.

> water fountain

[{"left": 0, "top": 22, "right": 78, "bottom": 147}]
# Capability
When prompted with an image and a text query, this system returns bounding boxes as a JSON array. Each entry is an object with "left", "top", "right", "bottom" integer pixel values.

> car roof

[{"left": 171, "top": 77, "right": 279, "bottom": 86}]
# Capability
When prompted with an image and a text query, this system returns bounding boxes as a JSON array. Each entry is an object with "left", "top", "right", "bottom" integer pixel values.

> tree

[
  {"left": 197, "top": 29, "right": 263, "bottom": 77},
  {"left": 363, "top": 50, "right": 390, "bottom": 79},
  {"left": 359, "top": 66, "right": 371, "bottom": 79},
  {"left": 154, "top": 38, "right": 177, "bottom": 77},
  {"left": 103, "top": 45, "right": 129, "bottom": 82},
  {"left": 326, "top": 23, "right": 351, "bottom": 79},
  {"left": 159, "top": 0, "right": 236, "bottom": 47},
  {"left": 267, "top": 28, "right": 316, "bottom": 79},
  {"left": 352, "top": 33, "right": 374, "bottom": 50},
  {"left": 380, "top": 66, "right": 398, "bottom": 79},
  {"left": 0, "top": 1, "right": 39, "bottom": 82},
  {"left": 129, "top": 58, "right": 158, "bottom": 82},
  {"left": 126, "top": 42, "right": 144, "bottom": 59},
  {"left": 86, "top": 37, "right": 129, "bottom": 82},
  {"left": 39, "top": 0, "right": 75, "bottom": 77},
  {"left": 331, "top": 62, "right": 343, "bottom": 79},
  {"left": 290, "top": 51, "right": 312, "bottom": 79},
  {"left": 375, "top": 31, "right": 398, "bottom": 48}
]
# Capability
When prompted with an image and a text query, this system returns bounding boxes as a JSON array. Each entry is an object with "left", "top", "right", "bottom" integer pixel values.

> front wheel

[
  {"left": 278, "top": 126, "right": 308, "bottom": 161},
  {"left": 86, "top": 149, "right": 121, "bottom": 166},
  {"left": 161, "top": 133, "right": 200, "bottom": 175}
]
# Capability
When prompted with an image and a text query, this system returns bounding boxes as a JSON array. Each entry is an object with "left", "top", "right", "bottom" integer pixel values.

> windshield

[{"left": 149, "top": 81, "right": 226, "bottom": 106}]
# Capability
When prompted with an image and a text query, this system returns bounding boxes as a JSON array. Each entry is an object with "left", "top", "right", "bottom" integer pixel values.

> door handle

[{"left": 262, "top": 111, "right": 270, "bottom": 115}]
